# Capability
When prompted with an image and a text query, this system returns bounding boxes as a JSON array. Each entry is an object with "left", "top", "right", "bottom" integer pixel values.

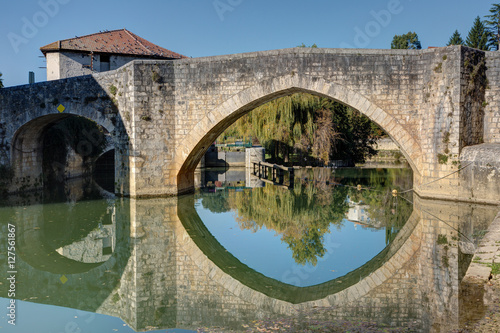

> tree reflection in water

[{"left": 198, "top": 167, "right": 413, "bottom": 266}]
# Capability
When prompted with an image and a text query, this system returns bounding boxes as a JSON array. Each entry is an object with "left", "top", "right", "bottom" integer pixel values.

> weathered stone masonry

[{"left": 0, "top": 45, "right": 499, "bottom": 203}]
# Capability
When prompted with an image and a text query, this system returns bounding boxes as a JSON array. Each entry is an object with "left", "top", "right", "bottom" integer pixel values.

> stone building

[{"left": 40, "top": 29, "right": 187, "bottom": 80}]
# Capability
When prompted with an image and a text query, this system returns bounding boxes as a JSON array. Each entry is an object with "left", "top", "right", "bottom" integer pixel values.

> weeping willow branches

[{"left": 222, "top": 93, "right": 382, "bottom": 165}]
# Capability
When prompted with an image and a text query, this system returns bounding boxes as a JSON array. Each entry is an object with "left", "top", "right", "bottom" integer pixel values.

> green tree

[
  {"left": 0, "top": 72, "right": 3, "bottom": 88},
  {"left": 200, "top": 192, "right": 231, "bottom": 213},
  {"left": 391, "top": 31, "right": 422, "bottom": 49},
  {"left": 466, "top": 16, "right": 491, "bottom": 50},
  {"left": 297, "top": 43, "right": 318, "bottom": 48},
  {"left": 222, "top": 93, "right": 382, "bottom": 166},
  {"left": 485, "top": 3, "right": 500, "bottom": 50},
  {"left": 447, "top": 30, "right": 464, "bottom": 46}
]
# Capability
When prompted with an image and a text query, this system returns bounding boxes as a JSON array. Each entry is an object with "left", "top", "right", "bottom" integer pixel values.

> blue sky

[{"left": 0, "top": 0, "right": 495, "bottom": 87}]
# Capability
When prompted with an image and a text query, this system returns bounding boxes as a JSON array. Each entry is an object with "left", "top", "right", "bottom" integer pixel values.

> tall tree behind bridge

[
  {"left": 447, "top": 30, "right": 464, "bottom": 46},
  {"left": 485, "top": 3, "right": 500, "bottom": 50},
  {"left": 466, "top": 16, "right": 491, "bottom": 50},
  {"left": 390, "top": 32, "right": 422, "bottom": 49}
]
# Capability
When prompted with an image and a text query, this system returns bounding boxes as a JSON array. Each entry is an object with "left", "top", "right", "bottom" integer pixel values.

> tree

[
  {"left": 391, "top": 31, "right": 422, "bottom": 49},
  {"left": 466, "top": 16, "right": 491, "bottom": 50},
  {"left": 447, "top": 30, "right": 464, "bottom": 46},
  {"left": 222, "top": 93, "right": 382, "bottom": 166},
  {"left": 297, "top": 43, "right": 318, "bottom": 48},
  {"left": 485, "top": 3, "right": 500, "bottom": 50},
  {"left": 0, "top": 72, "right": 3, "bottom": 88}
]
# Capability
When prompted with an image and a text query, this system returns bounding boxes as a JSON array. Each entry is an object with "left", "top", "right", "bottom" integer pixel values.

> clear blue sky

[{"left": 0, "top": 0, "right": 495, "bottom": 87}]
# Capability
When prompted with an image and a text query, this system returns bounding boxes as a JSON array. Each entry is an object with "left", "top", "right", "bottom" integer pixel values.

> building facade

[{"left": 40, "top": 29, "right": 187, "bottom": 80}]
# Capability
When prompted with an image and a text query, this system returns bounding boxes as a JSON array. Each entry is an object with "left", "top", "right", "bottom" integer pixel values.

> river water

[{"left": 0, "top": 166, "right": 498, "bottom": 332}]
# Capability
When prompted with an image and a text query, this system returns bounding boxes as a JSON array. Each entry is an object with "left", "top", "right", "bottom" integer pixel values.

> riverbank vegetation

[
  {"left": 221, "top": 93, "right": 384, "bottom": 166},
  {"left": 198, "top": 168, "right": 413, "bottom": 266}
]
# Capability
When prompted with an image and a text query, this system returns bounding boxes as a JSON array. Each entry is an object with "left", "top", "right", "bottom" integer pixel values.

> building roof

[{"left": 40, "top": 29, "right": 187, "bottom": 59}]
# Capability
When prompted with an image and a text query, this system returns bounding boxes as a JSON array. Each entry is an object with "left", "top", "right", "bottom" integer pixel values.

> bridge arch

[
  {"left": 176, "top": 74, "right": 423, "bottom": 193},
  {"left": 11, "top": 113, "right": 115, "bottom": 192},
  {"left": 177, "top": 195, "right": 421, "bottom": 307}
]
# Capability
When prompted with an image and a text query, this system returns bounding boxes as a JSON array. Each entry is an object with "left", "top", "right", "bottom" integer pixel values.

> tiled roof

[{"left": 40, "top": 29, "right": 187, "bottom": 59}]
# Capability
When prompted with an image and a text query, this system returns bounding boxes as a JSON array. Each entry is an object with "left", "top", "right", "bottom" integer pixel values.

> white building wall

[
  {"left": 46, "top": 52, "right": 61, "bottom": 81},
  {"left": 46, "top": 51, "right": 151, "bottom": 80}
]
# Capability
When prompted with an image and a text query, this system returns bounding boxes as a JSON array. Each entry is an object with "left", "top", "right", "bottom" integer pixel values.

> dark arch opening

[
  {"left": 11, "top": 113, "right": 115, "bottom": 201},
  {"left": 94, "top": 149, "right": 115, "bottom": 193}
]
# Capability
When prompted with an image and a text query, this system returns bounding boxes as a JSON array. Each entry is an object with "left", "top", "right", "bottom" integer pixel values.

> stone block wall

[{"left": 484, "top": 51, "right": 500, "bottom": 144}]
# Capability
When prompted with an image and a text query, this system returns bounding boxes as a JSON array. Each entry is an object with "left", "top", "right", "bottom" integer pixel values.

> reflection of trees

[
  {"left": 197, "top": 168, "right": 413, "bottom": 267},
  {"left": 199, "top": 191, "right": 231, "bottom": 213},
  {"left": 228, "top": 179, "right": 349, "bottom": 266},
  {"left": 341, "top": 168, "right": 414, "bottom": 244}
]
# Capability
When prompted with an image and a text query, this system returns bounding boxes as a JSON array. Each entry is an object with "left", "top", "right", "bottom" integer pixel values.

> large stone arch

[
  {"left": 10, "top": 112, "right": 115, "bottom": 192},
  {"left": 175, "top": 74, "right": 423, "bottom": 193}
]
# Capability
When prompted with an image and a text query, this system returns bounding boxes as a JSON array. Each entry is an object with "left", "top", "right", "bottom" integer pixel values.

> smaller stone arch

[
  {"left": 10, "top": 113, "right": 115, "bottom": 193},
  {"left": 176, "top": 74, "right": 423, "bottom": 194}
]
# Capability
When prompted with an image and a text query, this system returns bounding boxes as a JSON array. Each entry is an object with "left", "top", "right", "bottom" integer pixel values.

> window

[{"left": 100, "top": 55, "right": 110, "bottom": 72}]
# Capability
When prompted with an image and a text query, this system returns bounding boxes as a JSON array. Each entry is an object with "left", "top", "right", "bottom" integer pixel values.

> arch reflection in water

[
  {"left": 192, "top": 167, "right": 414, "bottom": 288},
  {"left": 1, "top": 177, "right": 499, "bottom": 332}
]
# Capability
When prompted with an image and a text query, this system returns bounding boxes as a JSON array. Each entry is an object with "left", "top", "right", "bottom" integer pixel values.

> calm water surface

[{"left": 0, "top": 167, "right": 497, "bottom": 332}]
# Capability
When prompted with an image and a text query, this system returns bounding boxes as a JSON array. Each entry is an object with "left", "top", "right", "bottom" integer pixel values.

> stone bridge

[{"left": 1, "top": 46, "right": 500, "bottom": 203}]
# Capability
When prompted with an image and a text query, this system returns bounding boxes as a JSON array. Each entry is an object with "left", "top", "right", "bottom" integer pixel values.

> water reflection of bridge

[{"left": 0, "top": 196, "right": 498, "bottom": 332}]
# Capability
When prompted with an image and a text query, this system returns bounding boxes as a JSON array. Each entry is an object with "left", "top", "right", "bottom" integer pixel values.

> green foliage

[
  {"left": 484, "top": 3, "right": 500, "bottom": 50},
  {"left": 342, "top": 168, "right": 414, "bottom": 245},
  {"left": 216, "top": 167, "right": 414, "bottom": 266},
  {"left": 222, "top": 93, "right": 382, "bottom": 165},
  {"left": 297, "top": 43, "right": 318, "bottom": 48},
  {"left": 437, "top": 153, "right": 448, "bottom": 164},
  {"left": 0, "top": 72, "right": 3, "bottom": 88},
  {"left": 489, "top": 262, "right": 500, "bottom": 275},
  {"left": 201, "top": 191, "right": 231, "bottom": 213},
  {"left": 229, "top": 174, "right": 350, "bottom": 266},
  {"left": 434, "top": 63, "right": 443, "bottom": 73},
  {"left": 111, "top": 293, "right": 120, "bottom": 303},
  {"left": 437, "top": 234, "right": 448, "bottom": 245},
  {"left": 447, "top": 30, "right": 464, "bottom": 46},
  {"left": 466, "top": 16, "right": 491, "bottom": 50},
  {"left": 391, "top": 31, "right": 422, "bottom": 49},
  {"left": 109, "top": 84, "right": 117, "bottom": 95}
]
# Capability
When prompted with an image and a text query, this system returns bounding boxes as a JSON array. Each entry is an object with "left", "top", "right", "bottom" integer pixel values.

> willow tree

[
  {"left": 223, "top": 93, "right": 381, "bottom": 165},
  {"left": 251, "top": 93, "right": 319, "bottom": 163}
]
